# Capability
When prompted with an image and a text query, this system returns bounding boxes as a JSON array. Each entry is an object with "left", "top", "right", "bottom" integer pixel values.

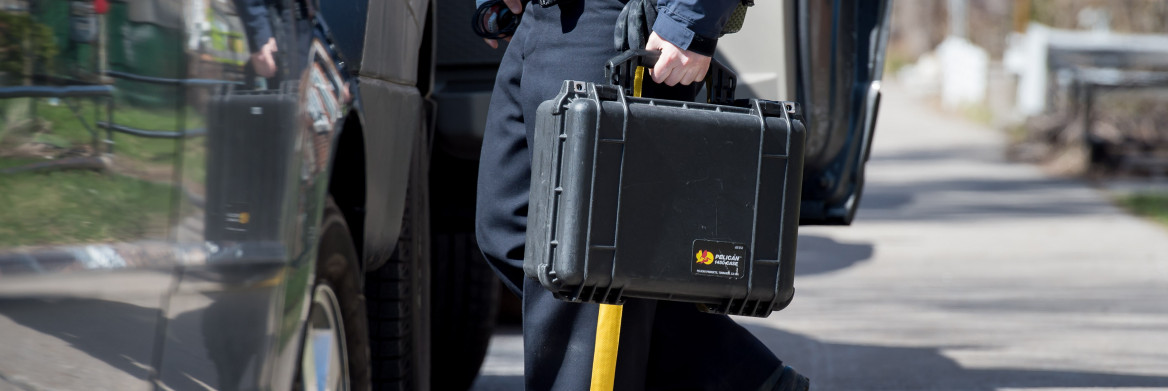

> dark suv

[{"left": 0, "top": 0, "right": 889, "bottom": 389}]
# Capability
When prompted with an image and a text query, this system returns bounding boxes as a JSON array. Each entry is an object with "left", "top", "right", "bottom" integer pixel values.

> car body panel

[
  {"left": 348, "top": 0, "right": 429, "bottom": 269},
  {"left": 675, "top": 0, "right": 893, "bottom": 225},
  {"left": 793, "top": 0, "right": 892, "bottom": 225},
  {"left": 359, "top": 0, "right": 426, "bottom": 86},
  {"left": 0, "top": 0, "right": 381, "bottom": 388},
  {"left": 319, "top": 0, "right": 369, "bottom": 72},
  {"left": 356, "top": 77, "right": 423, "bottom": 266},
  {"left": 1, "top": 0, "right": 193, "bottom": 385},
  {"left": 430, "top": 0, "right": 507, "bottom": 159},
  {"left": 714, "top": 0, "right": 798, "bottom": 102}
]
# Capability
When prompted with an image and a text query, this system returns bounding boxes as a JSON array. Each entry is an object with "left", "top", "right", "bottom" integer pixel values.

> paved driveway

[{"left": 472, "top": 83, "right": 1168, "bottom": 390}]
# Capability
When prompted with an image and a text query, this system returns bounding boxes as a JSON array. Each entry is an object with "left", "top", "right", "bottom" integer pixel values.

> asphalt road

[{"left": 470, "top": 83, "right": 1168, "bottom": 390}]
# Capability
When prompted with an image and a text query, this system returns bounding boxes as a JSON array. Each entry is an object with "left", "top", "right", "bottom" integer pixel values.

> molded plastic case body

[
  {"left": 205, "top": 84, "right": 299, "bottom": 243},
  {"left": 524, "top": 81, "right": 806, "bottom": 317}
]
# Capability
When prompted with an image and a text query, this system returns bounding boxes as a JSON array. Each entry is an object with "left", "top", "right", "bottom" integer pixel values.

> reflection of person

[
  {"left": 250, "top": 38, "right": 278, "bottom": 78},
  {"left": 233, "top": 0, "right": 279, "bottom": 78},
  {"left": 233, "top": 0, "right": 314, "bottom": 82},
  {"left": 475, "top": 0, "right": 810, "bottom": 390}
]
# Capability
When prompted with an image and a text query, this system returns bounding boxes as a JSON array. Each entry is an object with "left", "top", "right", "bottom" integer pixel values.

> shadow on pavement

[
  {"left": 0, "top": 298, "right": 159, "bottom": 381},
  {"left": 857, "top": 176, "right": 1117, "bottom": 222},
  {"left": 858, "top": 191, "right": 915, "bottom": 211},
  {"left": 745, "top": 324, "right": 1168, "bottom": 390},
  {"left": 0, "top": 291, "right": 271, "bottom": 390},
  {"left": 795, "top": 235, "right": 874, "bottom": 277},
  {"left": 856, "top": 144, "right": 1120, "bottom": 221},
  {"left": 163, "top": 290, "right": 273, "bottom": 390},
  {"left": 869, "top": 147, "right": 1002, "bottom": 164},
  {"left": 869, "top": 177, "right": 1095, "bottom": 195},
  {"left": 472, "top": 375, "right": 524, "bottom": 390}
]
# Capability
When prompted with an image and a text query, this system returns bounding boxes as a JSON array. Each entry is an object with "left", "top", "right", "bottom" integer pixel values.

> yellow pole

[
  {"left": 590, "top": 64, "right": 644, "bottom": 391},
  {"left": 590, "top": 303, "right": 623, "bottom": 391}
]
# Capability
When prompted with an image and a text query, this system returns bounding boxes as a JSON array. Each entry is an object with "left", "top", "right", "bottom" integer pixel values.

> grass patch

[
  {"left": 2, "top": 97, "right": 206, "bottom": 163},
  {"left": 3, "top": 97, "right": 209, "bottom": 189},
  {"left": 182, "top": 139, "right": 208, "bottom": 186},
  {"left": 1117, "top": 193, "right": 1168, "bottom": 226},
  {"left": 0, "top": 164, "right": 173, "bottom": 247},
  {"left": 24, "top": 99, "right": 185, "bottom": 162},
  {"left": 884, "top": 49, "right": 914, "bottom": 76},
  {"left": 960, "top": 103, "right": 994, "bottom": 127},
  {"left": 2, "top": 97, "right": 207, "bottom": 247},
  {"left": 1004, "top": 123, "right": 1029, "bottom": 145},
  {"left": 0, "top": 156, "right": 43, "bottom": 170}
]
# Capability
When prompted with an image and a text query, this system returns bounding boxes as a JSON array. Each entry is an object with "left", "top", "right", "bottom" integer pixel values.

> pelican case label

[
  {"left": 223, "top": 203, "right": 249, "bottom": 233},
  {"left": 692, "top": 240, "right": 747, "bottom": 279}
]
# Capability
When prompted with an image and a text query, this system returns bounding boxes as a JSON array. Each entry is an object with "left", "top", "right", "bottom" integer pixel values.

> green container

[
  {"left": 31, "top": 0, "right": 185, "bottom": 108},
  {"left": 104, "top": 0, "right": 185, "bottom": 108},
  {"left": 31, "top": 0, "right": 94, "bottom": 76}
]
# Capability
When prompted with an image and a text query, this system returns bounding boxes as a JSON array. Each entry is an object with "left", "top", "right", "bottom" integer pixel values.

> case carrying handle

[{"left": 603, "top": 49, "right": 737, "bottom": 104}]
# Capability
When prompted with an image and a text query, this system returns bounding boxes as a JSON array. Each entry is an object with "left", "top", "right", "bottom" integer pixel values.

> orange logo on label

[{"left": 695, "top": 250, "right": 714, "bottom": 265}]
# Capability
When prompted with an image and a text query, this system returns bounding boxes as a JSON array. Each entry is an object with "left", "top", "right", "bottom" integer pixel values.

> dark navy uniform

[{"left": 475, "top": 1, "right": 799, "bottom": 389}]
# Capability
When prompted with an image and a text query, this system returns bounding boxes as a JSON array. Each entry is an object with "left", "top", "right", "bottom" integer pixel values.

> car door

[
  {"left": 716, "top": 0, "right": 892, "bottom": 225},
  {"left": 793, "top": 0, "right": 892, "bottom": 225}
]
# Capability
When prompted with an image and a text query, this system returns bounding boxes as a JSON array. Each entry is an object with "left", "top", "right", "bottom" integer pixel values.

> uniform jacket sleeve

[
  {"left": 233, "top": 0, "right": 274, "bottom": 54},
  {"left": 652, "top": 0, "right": 740, "bottom": 56}
]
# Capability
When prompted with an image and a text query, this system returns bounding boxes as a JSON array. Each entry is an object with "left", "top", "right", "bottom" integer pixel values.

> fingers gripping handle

[{"left": 603, "top": 49, "right": 738, "bottom": 104}]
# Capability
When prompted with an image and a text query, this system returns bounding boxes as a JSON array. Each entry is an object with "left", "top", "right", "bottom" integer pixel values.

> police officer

[
  {"left": 232, "top": 0, "right": 313, "bottom": 85},
  {"left": 475, "top": 0, "right": 810, "bottom": 389}
]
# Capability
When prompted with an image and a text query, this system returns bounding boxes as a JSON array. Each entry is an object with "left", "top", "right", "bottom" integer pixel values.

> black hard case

[
  {"left": 524, "top": 81, "right": 807, "bottom": 317},
  {"left": 205, "top": 84, "right": 299, "bottom": 243}
]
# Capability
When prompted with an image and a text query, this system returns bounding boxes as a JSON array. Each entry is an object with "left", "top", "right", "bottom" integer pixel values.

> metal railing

[{"left": 0, "top": 71, "right": 235, "bottom": 172}]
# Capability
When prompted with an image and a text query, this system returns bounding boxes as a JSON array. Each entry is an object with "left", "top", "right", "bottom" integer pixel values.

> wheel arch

[{"left": 328, "top": 110, "right": 369, "bottom": 268}]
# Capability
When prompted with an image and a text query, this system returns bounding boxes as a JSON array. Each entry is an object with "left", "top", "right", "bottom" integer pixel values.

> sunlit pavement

[{"left": 470, "top": 82, "right": 1168, "bottom": 390}]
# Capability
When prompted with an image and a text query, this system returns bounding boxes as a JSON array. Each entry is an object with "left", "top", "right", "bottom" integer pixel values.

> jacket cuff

[
  {"left": 244, "top": 23, "right": 273, "bottom": 54},
  {"left": 652, "top": 7, "right": 719, "bottom": 57}
]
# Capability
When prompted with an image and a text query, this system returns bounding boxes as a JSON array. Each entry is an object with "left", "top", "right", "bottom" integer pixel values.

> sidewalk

[
  {"left": 472, "top": 82, "right": 1168, "bottom": 390},
  {"left": 742, "top": 83, "right": 1168, "bottom": 390}
]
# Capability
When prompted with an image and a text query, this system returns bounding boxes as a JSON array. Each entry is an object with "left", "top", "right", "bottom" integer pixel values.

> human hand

[
  {"left": 251, "top": 38, "right": 278, "bottom": 78},
  {"left": 482, "top": 37, "right": 509, "bottom": 49},
  {"left": 645, "top": 32, "right": 710, "bottom": 86},
  {"left": 481, "top": 0, "right": 523, "bottom": 48}
]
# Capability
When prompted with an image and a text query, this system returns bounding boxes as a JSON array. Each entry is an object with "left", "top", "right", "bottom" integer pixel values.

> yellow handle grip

[
  {"left": 633, "top": 66, "right": 646, "bottom": 98},
  {"left": 590, "top": 303, "right": 624, "bottom": 391}
]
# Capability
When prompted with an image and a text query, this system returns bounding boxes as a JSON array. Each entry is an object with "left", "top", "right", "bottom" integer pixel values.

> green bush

[
  {"left": 1118, "top": 193, "right": 1168, "bottom": 226},
  {"left": 0, "top": 12, "right": 58, "bottom": 84}
]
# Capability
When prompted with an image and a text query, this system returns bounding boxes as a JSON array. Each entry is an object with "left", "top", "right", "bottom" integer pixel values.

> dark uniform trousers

[{"left": 475, "top": 0, "right": 785, "bottom": 389}]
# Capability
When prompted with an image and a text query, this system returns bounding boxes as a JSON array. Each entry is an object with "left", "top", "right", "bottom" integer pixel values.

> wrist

[
  {"left": 685, "top": 34, "right": 717, "bottom": 57},
  {"left": 651, "top": 8, "right": 718, "bottom": 57}
]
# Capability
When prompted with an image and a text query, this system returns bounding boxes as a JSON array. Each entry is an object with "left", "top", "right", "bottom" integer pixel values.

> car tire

[
  {"left": 430, "top": 232, "right": 500, "bottom": 391},
  {"left": 428, "top": 144, "right": 501, "bottom": 390},
  {"left": 366, "top": 128, "right": 432, "bottom": 391},
  {"left": 300, "top": 197, "right": 372, "bottom": 390}
]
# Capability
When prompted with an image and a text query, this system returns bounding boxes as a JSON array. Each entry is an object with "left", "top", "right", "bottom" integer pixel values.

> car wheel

[
  {"left": 430, "top": 232, "right": 499, "bottom": 390},
  {"left": 300, "top": 197, "right": 372, "bottom": 390},
  {"left": 428, "top": 145, "right": 501, "bottom": 390},
  {"left": 366, "top": 127, "right": 432, "bottom": 390}
]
